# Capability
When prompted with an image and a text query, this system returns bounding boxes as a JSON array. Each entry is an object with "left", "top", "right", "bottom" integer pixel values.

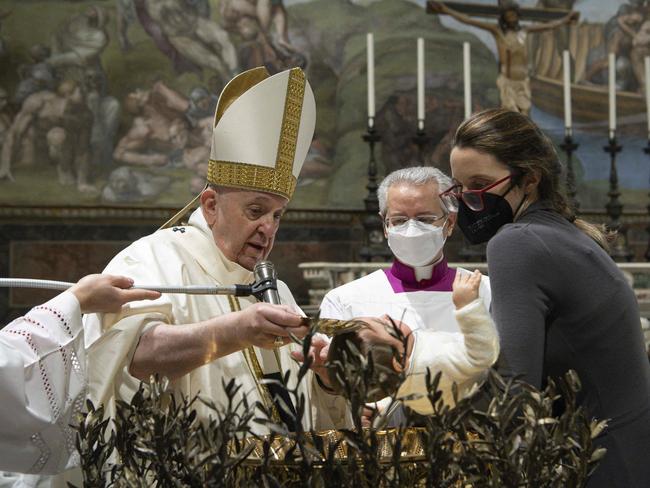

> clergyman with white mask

[{"left": 319, "top": 166, "right": 495, "bottom": 417}]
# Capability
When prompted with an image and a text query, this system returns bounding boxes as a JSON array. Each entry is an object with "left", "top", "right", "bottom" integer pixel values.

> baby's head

[{"left": 326, "top": 317, "right": 412, "bottom": 402}]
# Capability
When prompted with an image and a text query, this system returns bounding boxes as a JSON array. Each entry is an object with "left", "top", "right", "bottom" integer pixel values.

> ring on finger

[{"left": 273, "top": 336, "right": 284, "bottom": 348}]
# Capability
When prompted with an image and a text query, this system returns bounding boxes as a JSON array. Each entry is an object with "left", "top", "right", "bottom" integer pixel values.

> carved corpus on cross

[{"left": 426, "top": 1, "right": 577, "bottom": 116}]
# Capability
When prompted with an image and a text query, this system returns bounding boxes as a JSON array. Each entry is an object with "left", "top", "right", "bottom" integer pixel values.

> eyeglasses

[
  {"left": 384, "top": 214, "right": 447, "bottom": 228},
  {"left": 440, "top": 174, "right": 513, "bottom": 211}
]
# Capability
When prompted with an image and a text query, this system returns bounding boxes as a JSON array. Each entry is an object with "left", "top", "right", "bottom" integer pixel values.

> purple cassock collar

[{"left": 383, "top": 258, "right": 457, "bottom": 293}]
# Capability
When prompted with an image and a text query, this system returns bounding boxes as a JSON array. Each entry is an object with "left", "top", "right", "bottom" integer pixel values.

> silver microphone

[{"left": 253, "top": 261, "right": 281, "bottom": 305}]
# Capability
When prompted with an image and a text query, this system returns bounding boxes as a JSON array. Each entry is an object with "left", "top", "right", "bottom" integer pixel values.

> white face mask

[{"left": 386, "top": 219, "right": 447, "bottom": 267}]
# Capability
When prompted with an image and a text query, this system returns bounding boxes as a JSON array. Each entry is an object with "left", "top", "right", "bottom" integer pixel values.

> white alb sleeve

[{"left": 0, "top": 291, "right": 87, "bottom": 474}]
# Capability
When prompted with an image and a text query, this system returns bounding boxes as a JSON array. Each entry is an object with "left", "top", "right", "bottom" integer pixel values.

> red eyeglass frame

[{"left": 440, "top": 174, "right": 513, "bottom": 211}]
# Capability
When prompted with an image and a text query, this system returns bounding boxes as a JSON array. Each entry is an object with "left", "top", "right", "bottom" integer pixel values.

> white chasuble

[{"left": 84, "top": 208, "right": 349, "bottom": 435}]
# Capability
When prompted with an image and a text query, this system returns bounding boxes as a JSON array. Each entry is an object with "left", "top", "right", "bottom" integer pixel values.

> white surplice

[
  {"left": 319, "top": 265, "right": 498, "bottom": 414},
  {"left": 84, "top": 208, "right": 349, "bottom": 433},
  {"left": 320, "top": 266, "right": 491, "bottom": 334},
  {"left": 0, "top": 292, "right": 85, "bottom": 475}
]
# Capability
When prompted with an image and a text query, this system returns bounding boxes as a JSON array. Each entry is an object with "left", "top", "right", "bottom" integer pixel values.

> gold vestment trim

[
  {"left": 227, "top": 295, "right": 282, "bottom": 424},
  {"left": 207, "top": 160, "right": 297, "bottom": 199}
]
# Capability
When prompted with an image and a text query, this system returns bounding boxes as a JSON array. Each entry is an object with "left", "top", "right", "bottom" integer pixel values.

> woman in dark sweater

[{"left": 442, "top": 108, "right": 650, "bottom": 488}]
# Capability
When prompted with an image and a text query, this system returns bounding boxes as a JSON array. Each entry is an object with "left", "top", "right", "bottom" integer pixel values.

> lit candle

[
  {"left": 608, "top": 52, "right": 616, "bottom": 139},
  {"left": 645, "top": 56, "right": 650, "bottom": 139},
  {"left": 367, "top": 33, "right": 375, "bottom": 129},
  {"left": 463, "top": 42, "right": 471, "bottom": 120},
  {"left": 562, "top": 50, "right": 572, "bottom": 134},
  {"left": 417, "top": 37, "right": 425, "bottom": 131}
]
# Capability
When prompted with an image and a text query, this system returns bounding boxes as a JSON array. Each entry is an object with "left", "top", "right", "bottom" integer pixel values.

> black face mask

[{"left": 457, "top": 192, "right": 515, "bottom": 245}]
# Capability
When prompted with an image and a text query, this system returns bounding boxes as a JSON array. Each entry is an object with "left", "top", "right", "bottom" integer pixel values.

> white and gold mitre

[{"left": 207, "top": 66, "right": 316, "bottom": 200}]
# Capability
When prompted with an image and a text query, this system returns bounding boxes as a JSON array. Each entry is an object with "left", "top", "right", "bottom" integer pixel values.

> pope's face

[{"left": 201, "top": 187, "right": 288, "bottom": 271}]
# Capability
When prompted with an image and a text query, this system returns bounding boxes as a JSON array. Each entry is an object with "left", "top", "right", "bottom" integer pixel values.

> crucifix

[{"left": 427, "top": 1, "right": 578, "bottom": 115}]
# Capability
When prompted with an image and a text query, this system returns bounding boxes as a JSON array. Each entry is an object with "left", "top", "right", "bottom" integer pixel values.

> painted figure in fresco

[
  {"left": 534, "top": 0, "right": 576, "bottom": 60},
  {"left": 150, "top": 80, "right": 217, "bottom": 127},
  {"left": 221, "top": 0, "right": 296, "bottom": 55},
  {"left": 113, "top": 83, "right": 191, "bottom": 167},
  {"left": 116, "top": 0, "right": 137, "bottom": 51},
  {"left": 14, "top": 45, "right": 57, "bottom": 107},
  {"left": 43, "top": 5, "right": 116, "bottom": 173},
  {"left": 47, "top": 5, "right": 110, "bottom": 89},
  {"left": 430, "top": 1, "right": 578, "bottom": 115},
  {"left": 126, "top": 80, "right": 214, "bottom": 191},
  {"left": 631, "top": 20, "right": 650, "bottom": 89},
  {"left": 584, "top": 3, "right": 647, "bottom": 90},
  {"left": 85, "top": 69, "right": 120, "bottom": 166},
  {"left": 132, "top": 0, "right": 238, "bottom": 83},
  {"left": 618, "top": 9, "right": 650, "bottom": 92},
  {"left": 185, "top": 86, "right": 218, "bottom": 127},
  {"left": 102, "top": 166, "right": 171, "bottom": 203},
  {"left": 220, "top": 0, "right": 306, "bottom": 73},
  {"left": 182, "top": 116, "right": 212, "bottom": 192},
  {"left": 0, "top": 80, "right": 94, "bottom": 192},
  {"left": 119, "top": 0, "right": 211, "bottom": 57}
]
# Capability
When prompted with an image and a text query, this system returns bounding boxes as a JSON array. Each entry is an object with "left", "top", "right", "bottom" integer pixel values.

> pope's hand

[
  {"left": 236, "top": 303, "right": 308, "bottom": 350},
  {"left": 290, "top": 334, "right": 332, "bottom": 389},
  {"left": 70, "top": 274, "right": 161, "bottom": 314}
]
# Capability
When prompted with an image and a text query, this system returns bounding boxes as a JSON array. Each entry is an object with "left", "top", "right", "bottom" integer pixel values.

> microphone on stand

[{"left": 253, "top": 261, "right": 281, "bottom": 305}]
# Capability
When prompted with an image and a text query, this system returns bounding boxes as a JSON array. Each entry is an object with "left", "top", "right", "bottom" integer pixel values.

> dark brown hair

[{"left": 453, "top": 108, "right": 610, "bottom": 249}]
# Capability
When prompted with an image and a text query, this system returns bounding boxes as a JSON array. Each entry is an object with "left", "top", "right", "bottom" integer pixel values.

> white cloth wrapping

[
  {"left": 0, "top": 292, "right": 86, "bottom": 475},
  {"left": 398, "top": 298, "right": 500, "bottom": 413},
  {"left": 319, "top": 269, "right": 497, "bottom": 414},
  {"left": 84, "top": 208, "right": 349, "bottom": 433}
]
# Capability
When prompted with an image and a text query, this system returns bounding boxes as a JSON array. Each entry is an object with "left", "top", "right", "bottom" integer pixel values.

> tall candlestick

[
  {"left": 367, "top": 33, "right": 375, "bottom": 128},
  {"left": 645, "top": 55, "right": 650, "bottom": 139},
  {"left": 360, "top": 126, "right": 391, "bottom": 261},
  {"left": 563, "top": 50, "right": 572, "bottom": 134},
  {"left": 609, "top": 53, "right": 616, "bottom": 139},
  {"left": 417, "top": 37, "right": 425, "bottom": 131},
  {"left": 463, "top": 42, "right": 471, "bottom": 120}
]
